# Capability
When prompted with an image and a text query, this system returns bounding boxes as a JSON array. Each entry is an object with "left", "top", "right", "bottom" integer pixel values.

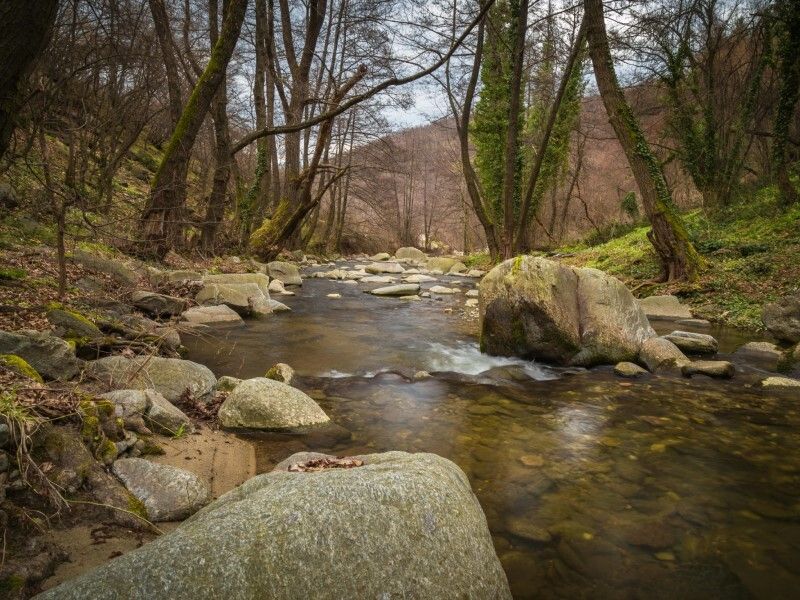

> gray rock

[
  {"left": 0, "top": 423, "right": 9, "bottom": 448},
  {"left": 663, "top": 330, "right": 718, "bottom": 355},
  {"left": 69, "top": 248, "right": 140, "bottom": 285},
  {"left": 369, "top": 252, "right": 391, "bottom": 261},
  {"left": 131, "top": 290, "right": 188, "bottom": 317},
  {"left": 268, "top": 299, "right": 291, "bottom": 312},
  {"left": 394, "top": 247, "right": 427, "bottom": 262},
  {"left": 675, "top": 318, "right": 712, "bottom": 328},
  {"left": 86, "top": 356, "right": 216, "bottom": 403},
  {"left": 504, "top": 515, "right": 552, "bottom": 543},
  {"left": 148, "top": 269, "right": 202, "bottom": 287},
  {"left": 98, "top": 389, "right": 194, "bottom": 435},
  {"left": 430, "top": 285, "right": 460, "bottom": 294},
  {"left": 365, "top": 261, "right": 405, "bottom": 274},
  {"left": 196, "top": 282, "right": 270, "bottom": 316},
  {"left": 761, "top": 376, "right": 800, "bottom": 388},
  {"left": 39, "top": 451, "right": 510, "bottom": 600},
  {"left": 682, "top": 360, "right": 735, "bottom": 379},
  {"left": 614, "top": 362, "right": 648, "bottom": 378},
  {"left": 733, "top": 341, "right": 783, "bottom": 371},
  {"left": 639, "top": 337, "right": 690, "bottom": 373},
  {"left": 267, "top": 261, "right": 302, "bottom": 286},
  {"left": 763, "top": 293, "right": 800, "bottom": 343},
  {"left": 368, "top": 283, "right": 421, "bottom": 297},
  {"left": 448, "top": 261, "right": 468, "bottom": 274},
  {"left": 0, "top": 330, "right": 83, "bottom": 380},
  {"left": 203, "top": 272, "right": 271, "bottom": 296},
  {"left": 112, "top": 458, "right": 210, "bottom": 522},
  {"left": 218, "top": 377, "right": 329, "bottom": 430},
  {"left": 265, "top": 362, "right": 295, "bottom": 385},
  {"left": 360, "top": 275, "right": 395, "bottom": 283},
  {"left": 405, "top": 274, "right": 437, "bottom": 283},
  {"left": 638, "top": 295, "right": 693, "bottom": 320},
  {"left": 181, "top": 304, "right": 244, "bottom": 326},
  {"left": 46, "top": 308, "right": 102, "bottom": 339},
  {"left": 479, "top": 257, "right": 655, "bottom": 366},
  {"left": 267, "top": 278, "right": 294, "bottom": 295}
]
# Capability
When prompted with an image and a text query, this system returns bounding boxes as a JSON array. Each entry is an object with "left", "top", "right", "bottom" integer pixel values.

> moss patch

[{"left": 0, "top": 354, "right": 43, "bottom": 383}]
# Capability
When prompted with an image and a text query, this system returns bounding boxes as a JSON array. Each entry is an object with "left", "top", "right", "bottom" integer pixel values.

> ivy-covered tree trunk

[
  {"left": 773, "top": 0, "right": 800, "bottom": 205},
  {"left": 584, "top": 0, "right": 702, "bottom": 281},
  {"left": 0, "top": 0, "right": 59, "bottom": 161},
  {"left": 138, "top": 0, "right": 247, "bottom": 258}
]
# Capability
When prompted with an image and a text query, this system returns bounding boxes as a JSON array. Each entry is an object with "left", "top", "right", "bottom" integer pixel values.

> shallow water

[{"left": 185, "top": 263, "right": 800, "bottom": 599}]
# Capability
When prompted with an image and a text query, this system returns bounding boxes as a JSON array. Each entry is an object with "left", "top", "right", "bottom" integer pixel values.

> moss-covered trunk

[
  {"left": 584, "top": 0, "right": 702, "bottom": 281},
  {"left": 138, "top": 0, "right": 247, "bottom": 258}
]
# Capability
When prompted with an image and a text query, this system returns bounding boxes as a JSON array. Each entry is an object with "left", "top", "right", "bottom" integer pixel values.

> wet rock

[
  {"left": 365, "top": 261, "right": 405, "bottom": 274},
  {"left": 479, "top": 257, "right": 655, "bottom": 366},
  {"left": 465, "top": 298, "right": 479, "bottom": 308},
  {"left": 0, "top": 330, "right": 83, "bottom": 380},
  {"left": 196, "top": 282, "right": 269, "bottom": 316},
  {"left": 761, "top": 376, "right": 800, "bottom": 388},
  {"left": 620, "top": 520, "right": 676, "bottom": 550},
  {"left": 130, "top": 290, "right": 187, "bottom": 317},
  {"left": 733, "top": 341, "right": 783, "bottom": 370},
  {"left": 46, "top": 308, "right": 102, "bottom": 339},
  {"left": 639, "top": 337, "right": 690, "bottom": 373},
  {"left": 360, "top": 275, "right": 396, "bottom": 283},
  {"left": 519, "top": 454, "right": 545, "bottom": 467},
  {"left": 215, "top": 375, "right": 242, "bottom": 392},
  {"left": 326, "top": 293, "right": 341, "bottom": 298},
  {"left": 112, "top": 458, "right": 211, "bottom": 521},
  {"left": 38, "top": 451, "right": 511, "bottom": 599},
  {"left": 394, "top": 247, "right": 427, "bottom": 262},
  {"left": 682, "top": 360, "right": 735, "bottom": 379},
  {"left": 404, "top": 274, "right": 437, "bottom": 283},
  {"left": 638, "top": 295, "right": 692, "bottom": 320},
  {"left": 265, "top": 362, "right": 294, "bottom": 385},
  {"left": 181, "top": 304, "right": 244, "bottom": 326},
  {"left": 369, "top": 252, "right": 391, "bottom": 261},
  {"left": 675, "top": 318, "right": 712, "bottom": 328},
  {"left": 368, "top": 283, "right": 420, "bottom": 297},
  {"left": 268, "top": 299, "right": 291, "bottom": 312},
  {"left": 429, "top": 285, "right": 460, "bottom": 294},
  {"left": 763, "top": 293, "right": 800, "bottom": 343},
  {"left": 466, "top": 289, "right": 479, "bottom": 298},
  {"left": 266, "top": 261, "right": 302, "bottom": 286},
  {"left": 268, "top": 279, "right": 294, "bottom": 295},
  {"left": 614, "top": 361, "right": 648, "bottom": 378},
  {"left": 86, "top": 356, "right": 216, "bottom": 403},
  {"left": 218, "top": 377, "right": 330, "bottom": 430},
  {"left": 663, "top": 330, "right": 718, "bottom": 355}
]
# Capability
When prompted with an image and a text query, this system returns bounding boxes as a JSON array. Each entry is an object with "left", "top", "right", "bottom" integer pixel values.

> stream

[{"left": 184, "top": 261, "right": 800, "bottom": 599}]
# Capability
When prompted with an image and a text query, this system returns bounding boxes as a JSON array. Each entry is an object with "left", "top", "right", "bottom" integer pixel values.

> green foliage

[
  {"left": 621, "top": 192, "right": 639, "bottom": 219},
  {"left": 0, "top": 266, "right": 26, "bottom": 280},
  {"left": 463, "top": 251, "right": 494, "bottom": 269}
]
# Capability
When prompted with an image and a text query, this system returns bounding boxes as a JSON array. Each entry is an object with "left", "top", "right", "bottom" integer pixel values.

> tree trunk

[
  {"left": 138, "top": 0, "right": 247, "bottom": 258},
  {"left": 148, "top": 0, "right": 184, "bottom": 126},
  {"left": 0, "top": 0, "right": 59, "bottom": 161},
  {"left": 773, "top": 0, "right": 800, "bottom": 205},
  {"left": 584, "top": 0, "right": 701, "bottom": 281}
]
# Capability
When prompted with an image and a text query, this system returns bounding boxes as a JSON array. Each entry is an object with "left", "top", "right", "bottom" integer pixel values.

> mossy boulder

[
  {"left": 0, "top": 354, "right": 43, "bottom": 382},
  {"left": 394, "top": 247, "right": 427, "bottom": 263},
  {"left": 0, "top": 330, "right": 83, "bottom": 380},
  {"left": 762, "top": 293, "right": 800, "bottom": 343},
  {"left": 479, "top": 257, "right": 655, "bottom": 366},
  {"left": 426, "top": 257, "right": 457, "bottom": 273},
  {"left": 38, "top": 451, "right": 511, "bottom": 599},
  {"left": 46, "top": 307, "right": 102, "bottom": 340}
]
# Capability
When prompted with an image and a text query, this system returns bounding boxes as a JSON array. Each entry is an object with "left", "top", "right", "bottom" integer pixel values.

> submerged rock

[
  {"left": 86, "top": 356, "right": 216, "bottom": 403},
  {"left": 112, "top": 458, "right": 210, "bottom": 522},
  {"left": 217, "top": 377, "right": 329, "bottom": 430},
  {"left": 638, "top": 295, "right": 692, "bottom": 320},
  {"left": 663, "top": 331, "right": 718, "bottom": 355},
  {"left": 761, "top": 376, "right": 800, "bottom": 388},
  {"left": 39, "top": 451, "right": 511, "bottom": 599},
  {"left": 368, "top": 283, "right": 420, "bottom": 297},
  {"left": 763, "top": 293, "right": 800, "bottom": 343},
  {"left": 479, "top": 257, "right": 655, "bottom": 366},
  {"left": 0, "top": 329, "right": 83, "bottom": 380},
  {"left": 732, "top": 341, "right": 783, "bottom": 371}
]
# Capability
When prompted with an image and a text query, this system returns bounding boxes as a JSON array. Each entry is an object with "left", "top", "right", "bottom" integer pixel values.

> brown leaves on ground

[
  {"left": 287, "top": 457, "right": 364, "bottom": 472},
  {"left": 173, "top": 388, "right": 226, "bottom": 424}
]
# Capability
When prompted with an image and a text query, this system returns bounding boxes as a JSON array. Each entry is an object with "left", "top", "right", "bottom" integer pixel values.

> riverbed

[{"left": 185, "top": 262, "right": 800, "bottom": 599}]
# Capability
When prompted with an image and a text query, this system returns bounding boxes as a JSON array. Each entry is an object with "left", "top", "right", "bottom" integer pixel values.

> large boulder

[
  {"left": 130, "top": 290, "right": 187, "bottom": 317},
  {"left": 112, "top": 458, "right": 211, "bottom": 522},
  {"left": 0, "top": 330, "right": 83, "bottom": 380},
  {"left": 195, "top": 282, "right": 270, "bottom": 316},
  {"left": 86, "top": 356, "right": 216, "bottom": 403},
  {"left": 180, "top": 304, "right": 244, "bottom": 326},
  {"left": 479, "top": 257, "right": 655, "bottom": 366},
  {"left": 394, "top": 246, "right": 427, "bottom": 263},
  {"left": 218, "top": 377, "right": 329, "bottom": 430},
  {"left": 203, "top": 273, "right": 271, "bottom": 295},
  {"left": 426, "top": 257, "right": 457, "bottom": 273},
  {"left": 46, "top": 308, "right": 103, "bottom": 340},
  {"left": 365, "top": 262, "right": 405, "bottom": 274},
  {"left": 267, "top": 261, "right": 302, "bottom": 286},
  {"left": 638, "top": 295, "right": 692, "bottom": 320},
  {"left": 763, "top": 293, "right": 800, "bottom": 343},
  {"left": 662, "top": 331, "right": 718, "bottom": 355},
  {"left": 38, "top": 451, "right": 511, "bottom": 600}
]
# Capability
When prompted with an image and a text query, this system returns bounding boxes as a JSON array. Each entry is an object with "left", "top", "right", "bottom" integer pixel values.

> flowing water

[{"left": 184, "top": 262, "right": 800, "bottom": 599}]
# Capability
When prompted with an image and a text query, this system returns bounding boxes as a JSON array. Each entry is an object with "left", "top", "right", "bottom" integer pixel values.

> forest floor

[{"left": 467, "top": 187, "right": 800, "bottom": 332}]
